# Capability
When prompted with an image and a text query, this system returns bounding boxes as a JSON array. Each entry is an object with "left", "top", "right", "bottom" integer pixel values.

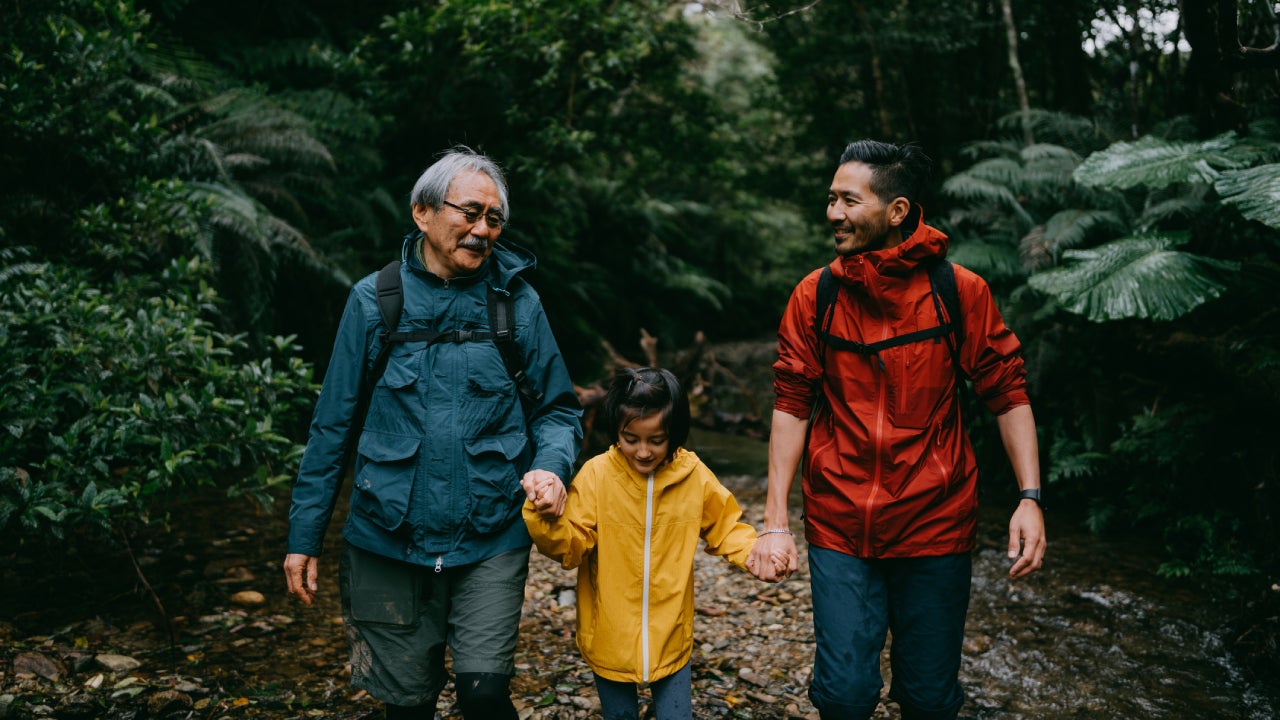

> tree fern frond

[
  {"left": 1028, "top": 234, "right": 1239, "bottom": 322},
  {"left": 1040, "top": 209, "right": 1125, "bottom": 256},
  {"left": 960, "top": 140, "right": 1022, "bottom": 161},
  {"left": 1021, "top": 143, "right": 1082, "bottom": 164},
  {"left": 1137, "top": 189, "right": 1209, "bottom": 231},
  {"left": 997, "top": 109, "right": 1111, "bottom": 154},
  {"left": 939, "top": 175, "right": 1035, "bottom": 228},
  {"left": 960, "top": 157, "right": 1025, "bottom": 188},
  {"left": 1073, "top": 134, "right": 1246, "bottom": 190},
  {"left": 946, "top": 238, "right": 1024, "bottom": 280},
  {"left": 1215, "top": 164, "right": 1280, "bottom": 230}
]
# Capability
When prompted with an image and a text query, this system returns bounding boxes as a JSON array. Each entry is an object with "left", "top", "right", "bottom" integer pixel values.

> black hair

[
  {"left": 602, "top": 367, "right": 690, "bottom": 458},
  {"left": 838, "top": 139, "right": 932, "bottom": 210}
]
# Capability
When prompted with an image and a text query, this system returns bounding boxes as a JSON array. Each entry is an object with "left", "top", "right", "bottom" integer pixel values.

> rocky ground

[
  {"left": 4, "top": 457, "right": 1277, "bottom": 720},
  {"left": 0, "top": 470, "right": 825, "bottom": 720}
]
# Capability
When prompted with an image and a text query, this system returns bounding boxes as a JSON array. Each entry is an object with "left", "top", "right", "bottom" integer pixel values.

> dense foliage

[
  {"left": 0, "top": 253, "right": 313, "bottom": 543},
  {"left": 2, "top": 0, "right": 1278, "bottom": 581}
]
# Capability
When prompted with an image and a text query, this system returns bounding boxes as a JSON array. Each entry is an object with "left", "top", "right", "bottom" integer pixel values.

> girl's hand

[
  {"left": 521, "top": 469, "right": 567, "bottom": 519},
  {"left": 748, "top": 533, "right": 797, "bottom": 582}
]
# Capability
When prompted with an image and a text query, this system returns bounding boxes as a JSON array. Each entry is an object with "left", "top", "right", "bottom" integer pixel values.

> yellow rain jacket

[{"left": 523, "top": 446, "right": 757, "bottom": 683}]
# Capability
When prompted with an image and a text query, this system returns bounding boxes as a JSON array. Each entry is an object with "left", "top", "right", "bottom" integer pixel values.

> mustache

[{"left": 457, "top": 236, "right": 490, "bottom": 252}]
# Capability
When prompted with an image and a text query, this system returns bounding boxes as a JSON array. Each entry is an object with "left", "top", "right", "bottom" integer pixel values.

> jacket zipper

[
  {"left": 864, "top": 290, "right": 892, "bottom": 555},
  {"left": 642, "top": 470, "right": 655, "bottom": 683},
  {"left": 434, "top": 556, "right": 443, "bottom": 573}
]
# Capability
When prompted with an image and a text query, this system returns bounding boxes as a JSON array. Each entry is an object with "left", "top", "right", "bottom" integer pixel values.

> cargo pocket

[
  {"left": 463, "top": 433, "right": 528, "bottom": 534},
  {"left": 352, "top": 430, "right": 421, "bottom": 532},
  {"left": 342, "top": 543, "right": 418, "bottom": 626}
]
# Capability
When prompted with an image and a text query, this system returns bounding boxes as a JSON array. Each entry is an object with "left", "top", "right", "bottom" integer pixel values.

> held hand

[
  {"left": 283, "top": 553, "right": 319, "bottom": 605},
  {"left": 748, "top": 532, "right": 798, "bottom": 583},
  {"left": 1008, "top": 501, "right": 1046, "bottom": 579},
  {"left": 521, "top": 469, "right": 567, "bottom": 519}
]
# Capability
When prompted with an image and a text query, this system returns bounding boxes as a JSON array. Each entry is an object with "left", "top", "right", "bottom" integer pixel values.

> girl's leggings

[{"left": 593, "top": 662, "right": 693, "bottom": 720}]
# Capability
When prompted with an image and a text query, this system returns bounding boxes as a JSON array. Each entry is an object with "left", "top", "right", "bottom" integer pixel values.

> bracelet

[{"left": 759, "top": 529, "right": 794, "bottom": 536}]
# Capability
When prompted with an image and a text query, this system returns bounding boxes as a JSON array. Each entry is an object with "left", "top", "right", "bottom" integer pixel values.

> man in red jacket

[{"left": 746, "top": 140, "right": 1046, "bottom": 720}]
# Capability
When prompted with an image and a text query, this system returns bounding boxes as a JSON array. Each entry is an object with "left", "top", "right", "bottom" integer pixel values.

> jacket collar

[
  {"left": 399, "top": 230, "right": 537, "bottom": 291},
  {"left": 829, "top": 217, "right": 949, "bottom": 288}
]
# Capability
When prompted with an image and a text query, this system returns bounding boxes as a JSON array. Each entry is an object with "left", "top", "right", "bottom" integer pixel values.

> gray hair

[{"left": 409, "top": 145, "right": 510, "bottom": 220}]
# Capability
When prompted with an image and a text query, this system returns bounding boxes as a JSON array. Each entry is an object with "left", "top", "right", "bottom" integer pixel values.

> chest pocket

[{"left": 886, "top": 341, "right": 950, "bottom": 430}]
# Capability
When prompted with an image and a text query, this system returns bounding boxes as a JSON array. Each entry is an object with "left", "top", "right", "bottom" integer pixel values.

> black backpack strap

[
  {"left": 926, "top": 259, "right": 966, "bottom": 380},
  {"left": 812, "top": 259, "right": 966, "bottom": 374},
  {"left": 487, "top": 287, "right": 544, "bottom": 412},
  {"left": 342, "top": 260, "right": 405, "bottom": 473}
]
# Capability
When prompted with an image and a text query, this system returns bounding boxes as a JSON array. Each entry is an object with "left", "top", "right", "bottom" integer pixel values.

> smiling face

[
  {"left": 617, "top": 411, "right": 670, "bottom": 476},
  {"left": 411, "top": 170, "right": 503, "bottom": 278},
  {"left": 826, "top": 161, "right": 910, "bottom": 256}
]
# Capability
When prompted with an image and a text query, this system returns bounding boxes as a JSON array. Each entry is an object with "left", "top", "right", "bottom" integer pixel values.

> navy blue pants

[
  {"left": 807, "top": 547, "right": 972, "bottom": 720},
  {"left": 594, "top": 662, "right": 692, "bottom": 720}
]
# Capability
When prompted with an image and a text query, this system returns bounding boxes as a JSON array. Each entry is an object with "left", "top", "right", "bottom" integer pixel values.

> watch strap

[{"left": 1018, "top": 487, "right": 1044, "bottom": 510}]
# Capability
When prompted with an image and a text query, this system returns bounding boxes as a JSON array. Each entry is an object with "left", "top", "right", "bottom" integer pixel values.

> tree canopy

[{"left": 2, "top": 0, "right": 1279, "bottom": 578}]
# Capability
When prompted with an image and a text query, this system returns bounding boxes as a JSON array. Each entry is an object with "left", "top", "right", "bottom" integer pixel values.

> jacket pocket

[
  {"left": 463, "top": 433, "right": 528, "bottom": 534},
  {"left": 352, "top": 430, "right": 421, "bottom": 532},
  {"left": 888, "top": 342, "right": 948, "bottom": 430}
]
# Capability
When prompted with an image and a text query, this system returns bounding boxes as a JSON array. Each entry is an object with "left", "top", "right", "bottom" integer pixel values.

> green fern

[
  {"left": 1027, "top": 233, "right": 1239, "bottom": 322},
  {"left": 945, "top": 239, "right": 1023, "bottom": 280},
  {"left": 1137, "top": 187, "right": 1210, "bottom": 231},
  {"left": 1073, "top": 133, "right": 1246, "bottom": 190},
  {"left": 1215, "top": 164, "right": 1280, "bottom": 230},
  {"left": 1037, "top": 209, "right": 1125, "bottom": 258},
  {"left": 940, "top": 175, "right": 1035, "bottom": 228}
]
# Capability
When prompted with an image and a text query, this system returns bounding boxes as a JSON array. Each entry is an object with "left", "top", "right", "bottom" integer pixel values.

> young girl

[{"left": 521, "top": 367, "right": 780, "bottom": 720}]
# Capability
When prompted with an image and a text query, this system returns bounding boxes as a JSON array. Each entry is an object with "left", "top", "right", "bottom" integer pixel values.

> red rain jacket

[{"left": 773, "top": 221, "right": 1030, "bottom": 558}]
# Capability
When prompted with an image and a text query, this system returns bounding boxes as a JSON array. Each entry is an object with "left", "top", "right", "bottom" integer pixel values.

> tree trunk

[
  {"left": 1000, "top": 0, "right": 1034, "bottom": 146},
  {"left": 855, "top": 0, "right": 893, "bottom": 139}
]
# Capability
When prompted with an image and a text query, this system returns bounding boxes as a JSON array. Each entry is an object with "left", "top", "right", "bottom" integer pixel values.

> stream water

[{"left": 688, "top": 427, "right": 1278, "bottom": 720}]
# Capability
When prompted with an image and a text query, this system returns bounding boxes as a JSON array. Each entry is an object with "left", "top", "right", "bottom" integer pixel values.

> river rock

[
  {"left": 147, "top": 689, "right": 193, "bottom": 716},
  {"left": 229, "top": 590, "right": 266, "bottom": 606},
  {"left": 95, "top": 653, "right": 141, "bottom": 673},
  {"left": 13, "top": 652, "right": 64, "bottom": 681}
]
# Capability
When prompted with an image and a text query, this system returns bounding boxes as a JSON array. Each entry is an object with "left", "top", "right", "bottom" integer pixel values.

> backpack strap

[
  {"left": 487, "top": 287, "right": 544, "bottom": 412},
  {"left": 812, "top": 259, "right": 965, "bottom": 375},
  {"left": 925, "top": 257, "right": 966, "bottom": 380},
  {"left": 364, "top": 259, "right": 542, "bottom": 409}
]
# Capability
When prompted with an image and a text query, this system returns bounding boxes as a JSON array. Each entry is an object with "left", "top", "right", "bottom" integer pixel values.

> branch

[{"left": 729, "top": 0, "right": 824, "bottom": 31}]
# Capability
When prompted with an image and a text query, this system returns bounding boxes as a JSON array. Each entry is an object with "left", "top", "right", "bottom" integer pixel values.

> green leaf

[
  {"left": 1215, "top": 163, "right": 1280, "bottom": 230},
  {"left": 1028, "top": 233, "right": 1239, "bottom": 322},
  {"left": 1073, "top": 134, "right": 1245, "bottom": 190}
]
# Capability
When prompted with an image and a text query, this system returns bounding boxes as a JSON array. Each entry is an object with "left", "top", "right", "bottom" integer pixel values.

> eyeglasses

[{"left": 440, "top": 200, "right": 506, "bottom": 229}]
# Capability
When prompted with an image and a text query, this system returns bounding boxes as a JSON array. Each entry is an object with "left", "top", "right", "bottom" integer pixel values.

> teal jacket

[{"left": 287, "top": 233, "right": 583, "bottom": 569}]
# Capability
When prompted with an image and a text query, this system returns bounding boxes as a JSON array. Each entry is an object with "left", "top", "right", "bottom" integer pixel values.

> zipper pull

[{"left": 434, "top": 556, "right": 444, "bottom": 573}]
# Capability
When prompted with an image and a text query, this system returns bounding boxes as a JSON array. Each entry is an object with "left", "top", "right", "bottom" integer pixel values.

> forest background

[{"left": 2, "top": 0, "right": 1279, "bottom": 668}]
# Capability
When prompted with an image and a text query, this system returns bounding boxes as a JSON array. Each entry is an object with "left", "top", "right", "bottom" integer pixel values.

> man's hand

[
  {"left": 520, "top": 469, "right": 567, "bottom": 519},
  {"left": 1008, "top": 501, "right": 1046, "bottom": 579},
  {"left": 747, "top": 532, "right": 798, "bottom": 582},
  {"left": 283, "top": 553, "right": 319, "bottom": 605}
]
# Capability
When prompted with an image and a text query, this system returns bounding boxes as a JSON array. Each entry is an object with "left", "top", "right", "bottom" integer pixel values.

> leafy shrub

[{"left": 0, "top": 254, "right": 315, "bottom": 545}]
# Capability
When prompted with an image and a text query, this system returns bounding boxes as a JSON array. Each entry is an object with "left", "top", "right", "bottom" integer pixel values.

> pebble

[
  {"left": 94, "top": 653, "right": 141, "bottom": 673},
  {"left": 230, "top": 590, "right": 266, "bottom": 606}
]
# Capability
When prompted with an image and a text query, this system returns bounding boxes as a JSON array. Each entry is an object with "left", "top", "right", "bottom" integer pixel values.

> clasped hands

[
  {"left": 746, "top": 532, "right": 798, "bottom": 583},
  {"left": 520, "top": 469, "right": 567, "bottom": 519}
]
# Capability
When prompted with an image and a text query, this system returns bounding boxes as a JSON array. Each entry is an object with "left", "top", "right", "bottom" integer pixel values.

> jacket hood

[
  {"left": 604, "top": 445, "right": 700, "bottom": 488},
  {"left": 399, "top": 230, "right": 537, "bottom": 290},
  {"left": 831, "top": 216, "right": 949, "bottom": 286}
]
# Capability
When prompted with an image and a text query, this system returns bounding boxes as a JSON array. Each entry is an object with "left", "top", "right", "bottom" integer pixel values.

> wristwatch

[{"left": 1018, "top": 487, "right": 1044, "bottom": 510}]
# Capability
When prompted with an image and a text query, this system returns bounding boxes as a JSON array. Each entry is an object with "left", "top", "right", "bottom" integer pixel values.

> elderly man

[{"left": 284, "top": 147, "right": 582, "bottom": 720}]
